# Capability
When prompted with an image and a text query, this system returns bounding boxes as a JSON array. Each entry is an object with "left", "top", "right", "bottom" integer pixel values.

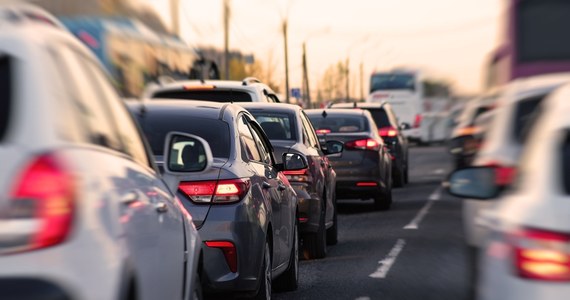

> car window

[
  {"left": 0, "top": 56, "right": 11, "bottom": 143},
  {"left": 368, "top": 109, "right": 391, "bottom": 128},
  {"left": 252, "top": 112, "right": 296, "bottom": 141},
  {"left": 84, "top": 60, "right": 151, "bottom": 167},
  {"left": 153, "top": 90, "right": 253, "bottom": 102},
  {"left": 248, "top": 122, "right": 273, "bottom": 165},
  {"left": 513, "top": 94, "right": 546, "bottom": 144},
  {"left": 238, "top": 115, "right": 262, "bottom": 162},
  {"left": 562, "top": 131, "right": 570, "bottom": 195},
  {"left": 307, "top": 114, "right": 369, "bottom": 133},
  {"left": 55, "top": 47, "right": 122, "bottom": 151},
  {"left": 300, "top": 112, "right": 320, "bottom": 148}
]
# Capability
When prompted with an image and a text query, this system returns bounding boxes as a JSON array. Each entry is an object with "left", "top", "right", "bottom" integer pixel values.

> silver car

[{"left": 0, "top": 5, "right": 202, "bottom": 300}]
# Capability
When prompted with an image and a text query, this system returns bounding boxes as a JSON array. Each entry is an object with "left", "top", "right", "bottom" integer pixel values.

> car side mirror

[
  {"left": 445, "top": 167, "right": 499, "bottom": 200},
  {"left": 400, "top": 122, "right": 411, "bottom": 131},
  {"left": 280, "top": 153, "right": 308, "bottom": 171},
  {"left": 162, "top": 132, "right": 213, "bottom": 192},
  {"left": 323, "top": 140, "right": 344, "bottom": 156}
]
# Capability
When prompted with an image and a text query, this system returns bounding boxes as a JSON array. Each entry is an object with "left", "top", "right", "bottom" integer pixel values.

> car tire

[
  {"left": 393, "top": 164, "right": 405, "bottom": 188},
  {"left": 274, "top": 222, "right": 299, "bottom": 292},
  {"left": 404, "top": 161, "right": 409, "bottom": 184},
  {"left": 303, "top": 208, "right": 327, "bottom": 259},
  {"left": 374, "top": 171, "right": 393, "bottom": 211},
  {"left": 326, "top": 197, "right": 338, "bottom": 246},
  {"left": 253, "top": 241, "right": 272, "bottom": 300}
]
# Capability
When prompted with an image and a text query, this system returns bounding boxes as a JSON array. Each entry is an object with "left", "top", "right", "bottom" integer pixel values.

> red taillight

[
  {"left": 205, "top": 241, "right": 238, "bottom": 273},
  {"left": 356, "top": 182, "right": 378, "bottom": 187},
  {"left": 179, "top": 179, "right": 250, "bottom": 204},
  {"left": 316, "top": 129, "right": 331, "bottom": 134},
  {"left": 345, "top": 138, "right": 380, "bottom": 151},
  {"left": 379, "top": 126, "right": 398, "bottom": 137},
  {"left": 6, "top": 154, "right": 75, "bottom": 253},
  {"left": 283, "top": 168, "right": 310, "bottom": 183},
  {"left": 413, "top": 114, "right": 422, "bottom": 128},
  {"left": 484, "top": 163, "right": 517, "bottom": 186},
  {"left": 510, "top": 228, "right": 570, "bottom": 281}
]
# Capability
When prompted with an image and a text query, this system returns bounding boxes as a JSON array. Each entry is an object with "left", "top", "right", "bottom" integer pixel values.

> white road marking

[
  {"left": 433, "top": 168, "right": 445, "bottom": 175},
  {"left": 403, "top": 186, "right": 441, "bottom": 229},
  {"left": 355, "top": 297, "right": 371, "bottom": 300},
  {"left": 369, "top": 239, "right": 406, "bottom": 279}
]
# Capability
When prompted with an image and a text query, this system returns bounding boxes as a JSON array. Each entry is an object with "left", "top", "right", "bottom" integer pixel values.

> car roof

[
  {"left": 329, "top": 102, "right": 388, "bottom": 110},
  {"left": 501, "top": 73, "right": 570, "bottom": 104},
  {"left": 127, "top": 99, "right": 247, "bottom": 121},
  {"left": 239, "top": 102, "right": 301, "bottom": 114},
  {"left": 305, "top": 108, "right": 367, "bottom": 117},
  {"left": 146, "top": 79, "right": 268, "bottom": 94}
]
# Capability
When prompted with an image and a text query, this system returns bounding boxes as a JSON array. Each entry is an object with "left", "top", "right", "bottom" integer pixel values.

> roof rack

[{"left": 242, "top": 77, "right": 261, "bottom": 86}]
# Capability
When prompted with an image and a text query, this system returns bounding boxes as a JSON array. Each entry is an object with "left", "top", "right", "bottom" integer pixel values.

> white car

[
  {"left": 448, "top": 81, "right": 570, "bottom": 299},
  {"left": 0, "top": 4, "right": 203, "bottom": 300}
]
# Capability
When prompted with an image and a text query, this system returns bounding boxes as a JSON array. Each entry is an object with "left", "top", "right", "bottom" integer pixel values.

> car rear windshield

[
  {"left": 135, "top": 112, "right": 231, "bottom": 158},
  {"left": 250, "top": 112, "right": 297, "bottom": 141},
  {"left": 152, "top": 90, "right": 253, "bottom": 102},
  {"left": 0, "top": 56, "right": 11, "bottom": 143},
  {"left": 307, "top": 114, "right": 369, "bottom": 133},
  {"left": 370, "top": 73, "right": 415, "bottom": 92},
  {"left": 367, "top": 109, "right": 391, "bottom": 128},
  {"left": 513, "top": 95, "right": 546, "bottom": 144}
]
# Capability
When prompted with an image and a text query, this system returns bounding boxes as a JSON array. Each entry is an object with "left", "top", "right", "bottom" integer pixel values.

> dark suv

[
  {"left": 240, "top": 103, "right": 343, "bottom": 259},
  {"left": 330, "top": 102, "right": 409, "bottom": 187}
]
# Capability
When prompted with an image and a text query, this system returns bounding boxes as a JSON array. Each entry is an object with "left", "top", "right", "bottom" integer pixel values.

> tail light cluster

[
  {"left": 345, "top": 138, "right": 380, "bottom": 151},
  {"left": 315, "top": 129, "right": 331, "bottom": 134},
  {"left": 379, "top": 126, "right": 398, "bottom": 138},
  {"left": 413, "top": 114, "right": 422, "bottom": 128},
  {"left": 4, "top": 154, "right": 75, "bottom": 253},
  {"left": 509, "top": 228, "right": 570, "bottom": 281},
  {"left": 205, "top": 241, "right": 237, "bottom": 273},
  {"left": 485, "top": 162, "right": 517, "bottom": 186},
  {"left": 179, "top": 179, "right": 250, "bottom": 204},
  {"left": 283, "top": 168, "right": 310, "bottom": 183}
]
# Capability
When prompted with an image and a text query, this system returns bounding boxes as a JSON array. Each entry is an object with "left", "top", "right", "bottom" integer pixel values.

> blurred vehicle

[
  {"left": 240, "top": 103, "right": 344, "bottom": 259},
  {"left": 367, "top": 69, "right": 451, "bottom": 145},
  {"left": 456, "top": 74, "right": 570, "bottom": 297},
  {"left": 129, "top": 100, "right": 301, "bottom": 298},
  {"left": 0, "top": 4, "right": 203, "bottom": 300},
  {"left": 61, "top": 16, "right": 219, "bottom": 98},
  {"left": 448, "top": 94, "right": 498, "bottom": 169},
  {"left": 486, "top": 0, "right": 570, "bottom": 89},
  {"left": 329, "top": 102, "right": 409, "bottom": 187},
  {"left": 306, "top": 109, "right": 393, "bottom": 210},
  {"left": 447, "top": 82, "right": 570, "bottom": 299},
  {"left": 144, "top": 77, "right": 280, "bottom": 103}
]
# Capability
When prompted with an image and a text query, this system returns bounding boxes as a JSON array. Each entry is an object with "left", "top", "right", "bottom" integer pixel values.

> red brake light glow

[
  {"left": 379, "top": 126, "right": 398, "bottom": 137},
  {"left": 283, "top": 168, "right": 310, "bottom": 183},
  {"left": 484, "top": 162, "right": 517, "bottom": 186},
  {"left": 316, "top": 129, "right": 331, "bottom": 134},
  {"left": 413, "top": 114, "right": 422, "bottom": 128},
  {"left": 179, "top": 179, "right": 250, "bottom": 204},
  {"left": 345, "top": 138, "right": 380, "bottom": 151},
  {"left": 205, "top": 241, "right": 238, "bottom": 273},
  {"left": 356, "top": 182, "right": 378, "bottom": 187}
]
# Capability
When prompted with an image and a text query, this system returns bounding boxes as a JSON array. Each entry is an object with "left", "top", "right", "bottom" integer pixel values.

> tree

[{"left": 318, "top": 60, "right": 348, "bottom": 105}]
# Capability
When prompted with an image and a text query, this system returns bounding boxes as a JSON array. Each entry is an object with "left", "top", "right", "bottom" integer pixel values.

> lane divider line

[
  {"left": 369, "top": 239, "right": 406, "bottom": 279},
  {"left": 403, "top": 186, "right": 442, "bottom": 230},
  {"left": 429, "top": 186, "right": 442, "bottom": 201}
]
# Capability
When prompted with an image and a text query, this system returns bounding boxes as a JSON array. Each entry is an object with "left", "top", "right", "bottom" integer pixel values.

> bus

[
  {"left": 61, "top": 16, "right": 219, "bottom": 98},
  {"left": 486, "top": 0, "right": 570, "bottom": 88}
]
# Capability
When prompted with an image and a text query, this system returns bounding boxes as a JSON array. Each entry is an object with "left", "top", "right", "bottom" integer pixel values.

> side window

[
  {"left": 300, "top": 112, "right": 319, "bottom": 149},
  {"left": 83, "top": 60, "right": 151, "bottom": 167},
  {"left": 238, "top": 116, "right": 262, "bottom": 162},
  {"left": 56, "top": 47, "right": 121, "bottom": 151},
  {"left": 386, "top": 107, "right": 399, "bottom": 127},
  {"left": 0, "top": 56, "right": 11, "bottom": 143},
  {"left": 249, "top": 123, "right": 273, "bottom": 165}
]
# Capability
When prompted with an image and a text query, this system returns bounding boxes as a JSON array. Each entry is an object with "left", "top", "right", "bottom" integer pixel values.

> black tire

[
  {"left": 192, "top": 272, "right": 203, "bottom": 300},
  {"left": 253, "top": 241, "right": 272, "bottom": 300},
  {"left": 404, "top": 161, "right": 409, "bottom": 184},
  {"left": 326, "top": 196, "right": 338, "bottom": 245},
  {"left": 302, "top": 209, "right": 327, "bottom": 259},
  {"left": 374, "top": 171, "right": 393, "bottom": 211},
  {"left": 274, "top": 222, "right": 299, "bottom": 292},
  {"left": 393, "top": 165, "right": 405, "bottom": 188}
]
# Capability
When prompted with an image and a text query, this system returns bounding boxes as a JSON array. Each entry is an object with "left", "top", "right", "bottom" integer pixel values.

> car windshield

[
  {"left": 307, "top": 114, "right": 369, "bottom": 133},
  {"left": 250, "top": 112, "right": 297, "bottom": 141},
  {"left": 370, "top": 73, "right": 415, "bottom": 92},
  {"left": 135, "top": 112, "right": 231, "bottom": 158},
  {"left": 152, "top": 90, "right": 253, "bottom": 102}
]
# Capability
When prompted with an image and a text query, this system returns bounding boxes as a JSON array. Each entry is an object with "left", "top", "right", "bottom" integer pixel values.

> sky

[{"left": 146, "top": 0, "right": 504, "bottom": 95}]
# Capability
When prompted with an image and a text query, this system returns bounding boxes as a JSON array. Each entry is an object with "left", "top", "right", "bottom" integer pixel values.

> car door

[{"left": 82, "top": 53, "right": 186, "bottom": 300}]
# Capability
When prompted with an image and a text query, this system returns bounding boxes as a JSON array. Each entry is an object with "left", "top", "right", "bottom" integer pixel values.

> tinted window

[
  {"left": 249, "top": 123, "right": 273, "bottom": 165},
  {"left": 251, "top": 112, "right": 296, "bottom": 141},
  {"left": 307, "top": 114, "right": 369, "bottom": 133},
  {"left": 0, "top": 56, "right": 11, "bottom": 143},
  {"left": 370, "top": 73, "right": 415, "bottom": 92},
  {"left": 300, "top": 112, "right": 319, "bottom": 148},
  {"left": 368, "top": 109, "right": 391, "bottom": 128},
  {"left": 562, "top": 132, "right": 570, "bottom": 195},
  {"left": 513, "top": 95, "right": 546, "bottom": 144},
  {"left": 136, "top": 112, "right": 231, "bottom": 158},
  {"left": 517, "top": 0, "right": 570, "bottom": 62},
  {"left": 153, "top": 90, "right": 253, "bottom": 102},
  {"left": 237, "top": 115, "right": 262, "bottom": 162}
]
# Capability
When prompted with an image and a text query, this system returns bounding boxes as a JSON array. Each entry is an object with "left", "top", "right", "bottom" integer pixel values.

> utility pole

[
  {"left": 170, "top": 0, "right": 180, "bottom": 37},
  {"left": 283, "top": 20, "right": 290, "bottom": 103},
  {"left": 345, "top": 57, "right": 350, "bottom": 101},
  {"left": 302, "top": 42, "right": 311, "bottom": 108},
  {"left": 360, "top": 62, "right": 364, "bottom": 101},
  {"left": 223, "top": 0, "right": 231, "bottom": 80}
]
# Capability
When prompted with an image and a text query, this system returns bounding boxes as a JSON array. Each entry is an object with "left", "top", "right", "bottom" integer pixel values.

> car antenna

[
  {"left": 322, "top": 110, "right": 327, "bottom": 118},
  {"left": 353, "top": 101, "right": 357, "bottom": 108}
]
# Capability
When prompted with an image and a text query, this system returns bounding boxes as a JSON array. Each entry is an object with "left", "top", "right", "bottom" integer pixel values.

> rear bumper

[
  {"left": 336, "top": 180, "right": 382, "bottom": 199},
  {"left": 0, "top": 279, "right": 71, "bottom": 300}
]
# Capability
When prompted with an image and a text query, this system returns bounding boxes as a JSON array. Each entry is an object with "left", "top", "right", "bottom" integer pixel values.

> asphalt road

[{"left": 275, "top": 145, "right": 469, "bottom": 300}]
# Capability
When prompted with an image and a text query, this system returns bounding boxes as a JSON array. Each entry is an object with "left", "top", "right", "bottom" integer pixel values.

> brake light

[
  {"left": 456, "top": 126, "right": 479, "bottom": 136},
  {"left": 510, "top": 228, "right": 570, "bottom": 281},
  {"left": 345, "top": 138, "right": 380, "bottom": 151},
  {"left": 283, "top": 168, "right": 310, "bottom": 183},
  {"left": 356, "top": 182, "right": 378, "bottom": 187},
  {"left": 205, "top": 241, "right": 238, "bottom": 273},
  {"left": 413, "top": 114, "right": 422, "bottom": 128},
  {"left": 4, "top": 154, "right": 75, "bottom": 253},
  {"left": 316, "top": 129, "right": 331, "bottom": 134},
  {"left": 485, "top": 162, "right": 517, "bottom": 186},
  {"left": 182, "top": 85, "right": 216, "bottom": 90},
  {"left": 379, "top": 126, "right": 398, "bottom": 137},
  {"left": 179, "top": 179, "right": 250, "bottom": 203}
]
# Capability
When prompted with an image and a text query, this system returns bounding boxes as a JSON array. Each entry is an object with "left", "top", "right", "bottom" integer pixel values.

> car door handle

[
  {"left": 155, "top": 202, "right": 168, "bottom": 213},
  {"left": 262, "top": 181, "right": 272, "bottom": 189}
]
